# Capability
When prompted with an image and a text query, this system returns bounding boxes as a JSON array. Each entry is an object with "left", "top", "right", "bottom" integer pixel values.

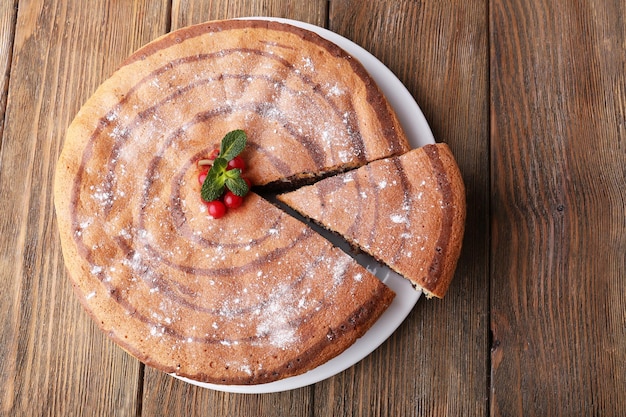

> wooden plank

[
  {"left": 0, "top": 0, "right": 17, "bottom": 141},
  {"left": 171, "top": 0, "right": 328, "bottom": 29},
  {"left": 0, "top": 1, "right": 169, "bottom": 415},
  {"left": 490, "top": 0, "right": 626, "bottom": 415},
  {"left": 0, "top": 4, "right": 19, "bottom": 415},
  {"left": 142, "top": 371, "right": 313, "bottom": 416},
  {"left": 317, "top": 1, "right": 490, "bottom": 416},
  {"left": 138, "top": 4, "right": 330, "bottom": 417}
]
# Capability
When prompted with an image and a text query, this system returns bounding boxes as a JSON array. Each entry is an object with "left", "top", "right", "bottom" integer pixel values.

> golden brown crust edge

[
  {"left": 417, "top": 143, "right": 466, "bottom": 298},
  {"left": 175, "top": 277, "right": 395, "bottom": 384}
]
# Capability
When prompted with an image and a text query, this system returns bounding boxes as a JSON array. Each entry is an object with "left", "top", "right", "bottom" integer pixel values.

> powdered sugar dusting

[
  {"left": 390, "top": 214, "right": 408, "bottom": 224},
  {"left": 332, "top": 256, "right": 351, "bottom": 286},
  {"left": 256, "top": 285, "right": 298, "bottom": 349}
]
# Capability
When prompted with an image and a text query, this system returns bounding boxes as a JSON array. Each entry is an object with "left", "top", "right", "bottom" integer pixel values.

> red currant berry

[
  {"left": 223, "top": 191, "right": 244, "bottom": 209},
  {"left": 242, "top": 177, "right": 252, "bottom": 190},
  {"left": 198, "top": 167, "right": 209, "bottom": 185},
  {"left": 227, "top": 156, "right": 246, "bottom": 172},
  {"left": 206, "top": 200, "right": 226, "bottom": 219}
]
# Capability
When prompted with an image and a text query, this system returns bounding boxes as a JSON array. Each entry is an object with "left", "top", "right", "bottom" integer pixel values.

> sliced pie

[
  {"left": 54, "top": 19, "right": 410, "bottom": 385},
  {"left": 278, "top": 144, "right": 466, "bottom": 298}
]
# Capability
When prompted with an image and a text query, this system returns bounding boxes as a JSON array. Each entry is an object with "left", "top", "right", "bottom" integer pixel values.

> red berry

[
  {"left": 227, "top": 156, "right": 246, "bottom": 172},
  {"left": 242, "top": 177, "right": 252, "bottom": 191},
  {"left": 198, "top": 167, "right": 209, "bottom": 185},
  {"left": 223, "top": 191, "right": 244, "bottom": 209},
  {"left": 206, "top": 200, "right": 226, "bottom": 219}
]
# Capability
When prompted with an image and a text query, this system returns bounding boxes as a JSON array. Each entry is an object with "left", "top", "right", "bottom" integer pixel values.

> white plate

[{"left": 172, "top": 17, "right": 435, "bottom": 394}]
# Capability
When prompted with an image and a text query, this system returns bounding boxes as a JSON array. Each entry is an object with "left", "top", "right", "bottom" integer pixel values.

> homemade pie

[{"left": 54, "top": 19, "right": 416, "bottom": 385}]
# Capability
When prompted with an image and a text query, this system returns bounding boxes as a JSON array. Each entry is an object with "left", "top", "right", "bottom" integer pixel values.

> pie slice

[{"left": 278, "top": 144, "right": 466, "bottom": 298}]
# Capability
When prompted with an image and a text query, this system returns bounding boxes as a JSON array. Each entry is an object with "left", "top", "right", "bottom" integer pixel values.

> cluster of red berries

[{"left": 197, "top": 149, "right": 251, "bottom": 219}]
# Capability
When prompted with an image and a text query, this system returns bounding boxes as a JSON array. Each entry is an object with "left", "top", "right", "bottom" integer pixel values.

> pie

[{"left": 54, "top": 19, "right": 417, "bottom": 385}]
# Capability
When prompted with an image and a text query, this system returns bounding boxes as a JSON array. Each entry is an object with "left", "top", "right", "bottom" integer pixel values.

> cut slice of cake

[{"left": 278, "top": 144, "right": 466, "bottom": 298}]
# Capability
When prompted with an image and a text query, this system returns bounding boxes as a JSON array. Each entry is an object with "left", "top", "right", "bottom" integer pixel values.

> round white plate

[{"left": 172, "top": 17, "right": 435, "bottom": 393}]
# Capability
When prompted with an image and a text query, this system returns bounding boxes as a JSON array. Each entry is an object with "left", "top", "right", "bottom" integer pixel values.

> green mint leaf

[
  {"left": 199, "top": 131, "right": 249, "bottom": 205},
  {"left": 225, "top": 176, "right": 249, "bottom": 197},
  {"left": 211, "top": 157, "right": 228, "bottom": 172},
  {"left": 201, "top": 158, "right": 228, "bottom": 201},
  {"left": 219, "top": 130, "right": 247, "bottom": 161},
  {"left": 201, "top": 179, "right": 224, "bottom": 202},
  {"left": 224, "top": 168, "right": 241, "bottom": 179}
]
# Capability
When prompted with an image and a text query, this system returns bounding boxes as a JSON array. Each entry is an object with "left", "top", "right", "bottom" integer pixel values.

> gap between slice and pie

[{"left": 277, "top": 144, "right": 466, "bottom": 299}]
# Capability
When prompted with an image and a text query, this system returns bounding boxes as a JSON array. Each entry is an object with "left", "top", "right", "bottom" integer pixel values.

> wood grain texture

[
  {"left": 142, "top": 370, "right": 313, "bottom": 417},
  {"left": 320, "top": 1, "right": 490, "bottom": 416},
  {"left": 490, "top": 0, "right": 626, "bottom": 415},
  {"left": 0, "top": 4, "right": 18, "bottom": 411},
  {"left": 0, "top": 1, "right": 169, "bottom": 415},
  {"left": 0, "top": 0, "right": 17, "bottom": 142},
  {"left": 171, "top": 0, "right": 328, "bottom": 29}
]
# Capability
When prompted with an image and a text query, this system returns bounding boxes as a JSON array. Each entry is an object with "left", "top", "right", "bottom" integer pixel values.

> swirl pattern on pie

[{"left": 54, "top": 19, "right": 413, "bottom": 385}]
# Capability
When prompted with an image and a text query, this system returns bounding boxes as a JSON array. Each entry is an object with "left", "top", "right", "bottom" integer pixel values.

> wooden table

[{"left": 1, "top": 1, "right": 624, "bottom": 416}]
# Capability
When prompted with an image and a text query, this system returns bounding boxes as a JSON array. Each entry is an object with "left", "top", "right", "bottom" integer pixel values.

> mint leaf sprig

[
  {"left": 201, "top": 130, "right": 249, "bottom": 202},
  {"left": 219, "top": 129, "right": 247, "bottom": 161}
]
